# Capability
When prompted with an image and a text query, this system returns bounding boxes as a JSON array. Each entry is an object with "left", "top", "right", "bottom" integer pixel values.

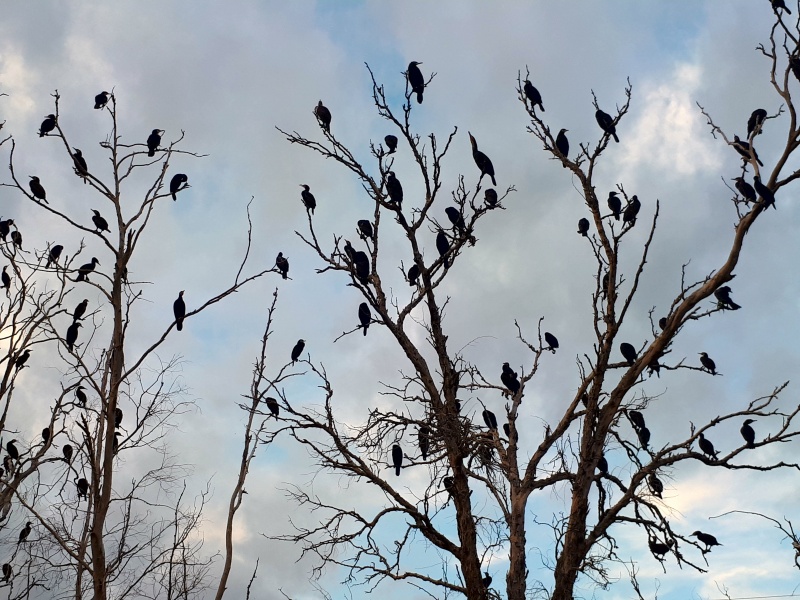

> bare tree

[{"left": 265, "top": 7, "right": 800, "bottom": 600}]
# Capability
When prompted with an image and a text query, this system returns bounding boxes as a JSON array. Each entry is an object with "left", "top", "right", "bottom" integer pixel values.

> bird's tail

[
  {"left": 362, "top": 325, "right": 368, "bottom": 336},
  {"left": 612, "top": 133, "right": 620, "bottom": 143},
  {"left": 416, "top": 92, "right": 423, "bottom": 104}
]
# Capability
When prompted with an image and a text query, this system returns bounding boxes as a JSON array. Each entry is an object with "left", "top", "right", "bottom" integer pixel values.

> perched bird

[
  {"left": 2, "top": 563, "right": 11, "bottom": 582},
  {"left": 753, "top": 175, "right": 776, "bottom": 210},
  {"left": 173, "top": 291, "right": 186, "bottom": 331},
  {"left": 112, "top": 431, "right": 121, "bottom": 455},
  {"left": 648, "top": 472, "right": 664, "bottom": 498},
  {"left": 436, "top": 230, "right": 450, "bottom": 268},
  {"left": 265, "top": 397, "right": 280, "bottom": 417},
  {"left": 647, "top": 358, "right": 661, "bottom": 378},
  {"left": 607, "top": 192, "right": 621, "bottom": 220},
  {"left": 41, "top": 427, "right": 50, "bottom": 445},
  {"left": 29, "top": 176, "right": 47, "bottom": 203},
  {"left": 555, "top": 128, "right": 569, "bottom": 161},
  {"left": 169, "top": 173, "right": 189, "bottom": 201},
  {"left": 620, "top": 342, "right": 637, "bottom": 365},
  {"left": 358, "top": 302, "right": 371, "bottom": 336},
  {"left": 733, "top": 176, "right": 757, "bottom": 204},
  {"left": 72, "top": 148, "right": 88, "bottom": 178},
  {"left": 94, "top": 91, "right": 110, "bottom": 109},
  {"left": 469, "top": 132, "right": 496, "bottom": 186},
  {"left": 697, "top": 432, "right": 718, "bottom": 459},
  {"left": 484, "top": 188, "right": 498, "bottom": 209},
  {"left": 146, "top": 128, "right": 163, "bottom": 157},
  {"left": 597, "top": 454, "right": 608, "bottom": 474},
  {"left": 482, "top": 572, "right": 492, "bottom": 589},
  {"left": 732, "top": 135, "right": 763, "bottom": 166},
  {"left": 482, "top": 408, "right": 498, "bottom": 431},
  {"left": 577, "top": 218, "right": 590, "bottom": 237},
  {"left": 418, "top": 426, "right": 430, "bottom": 460},
  {"left": 10, "top": 230, "right": 22, "bottom": 250},
  {"left": 314, "top": 101, "right": 331, "bottom": 131},
  {"left": 352, "top": 249, "right": 370, "bottom": 286},
  {"left": 648, "top": 538, "right": 672, "bottom": 559},
  {"left": 407, "top": 61, "right": 425, "bottom": 104},
  {"left": 384, "top": 134, "right": 398, "bottom": 154},
  {"left": 114, "top": 407, "right": 123, "bottom": 429},
  {"left": 791, "top": 55, "right": 800, "bottom": 82},
  {"left": 714, "top": 286, "right": 741, "bottom": 310},
  {"left": 691, "top": 530, "right": 721, "bottom": 552},
  {"left": 544, "top": 332, "right": 559, "bottom": 353},
  {"left": 627, "top": 410, "right": 646, "bottom": 431},
  {"left": 65, "top": 321, "right": 82, "bottom": 351},
  {"left": 343, "top": 240, "right": 356, "bottom": 262},
  {"left": 699, "top": 352, "right": 716, "bottom": 375},
  {"left": 442, "top": 476, "right": 454, "bottom": 498},
  {"left": 637, "top": 426, "right": 651, "bottom": 450},
  {"left": 291, "top": 339, "right": 305, "bottom": 364},
  {"left": 357, "top": 219, "right": 374, "bottom": 241},
  {"left": 445, "top": 206, "right": 466, "bottom": 234},
  {"left": 76, "top": 477, "right": 89, "bottom": 500},
  {"left": 73, "top": 299, "right": 89, "bottom": 321},
  {"left": 76, "top": 257, "right": 100, "bottom": 282},
  {"left": 595, "top": 109, "right": 619, "bottom": 142},
  {"left": 386, "top": 171, "right": 403, "bottom": 208},
  {"left": 503, "top": 422, "right": 518, "bottom": 443},
  {"left": 14, "top": 350, "right": 30, "bottom": 372},
  {"left": 75, "top": 386, "right": 87, "bottom": 407},
  {"left": 407, "top": 263, "right": 420, "bottom": 286},
  {"left": 1, "top": 266, "right": 9, "bottom": 290},
  {"left": 91, "top": 209, "right": 110, "bottom": 233},
  {"left": 63, "top": 444, "right": 73, "bottom": 463},
  {"left": 747, "top": 108, "right": 768, "bottom": 136},
  {"left": 46, "top": 244, "right": 63, "bottom": 268},
  {"left": 6, "top": 440, "right": 19, "bottom": 461},
  {"left": 623, "top": 195, "right": 641, "bottom": 226},
  {"left": 0, "top": 219, "right": 13, "bottom": 241},
  {"left": 300, "top": 184, "right": 316, "bottom": 215},
  {"left": 741, "top": 419, "right": 756, "bottom": 449},
  {"left": 18, "top": 522, "right": 31, "bottom": 544},
  {"left": 39, "top": 114, "right": 57, "bottom": 137},
  {"left": 524, "top": 80, "right": 544, "bottom": 112},
  {"left": 501, "top": 362, "right": 521, "bottom": 396},
  {"left": 772, "top": 0, "right": 792, "bottom": 14},
  {"left": 392, "top": 444, "right": 403, "bottom": 475},
  {"left": 658, "top": 317, "right": 667, "bottom": 329},
  {"left": 275, "top": 252, "right": 289, "bottom": 279}
]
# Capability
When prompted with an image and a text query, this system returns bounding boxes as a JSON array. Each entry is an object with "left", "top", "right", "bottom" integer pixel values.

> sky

[{"left": 1, "top": 1, "right": 800, "bottom": 599}]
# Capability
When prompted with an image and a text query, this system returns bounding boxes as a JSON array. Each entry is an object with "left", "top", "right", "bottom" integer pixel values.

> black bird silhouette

[
  {"left": 29, "top": 176, "right": 47, "bottom": 203},
  {"left": 384, "top": 134, "right": 398, "bottom": 154},
  {"left": 76, "top": 257, "right": 99, "bottom": 282},
  {"left": 46, "top": 244, "right": 63, "bottom": 268},
  {"left": 772, "top": 0, "right": 792, "bottom": 14},
  {"left": 747, "top": 108, "right": 767, "bottom": 136},
  {"left": 72, "top": 148, "right": 88, "bottom": 178},
  {"left": 648, "top": 538, "right": 672, "bottom": 559},
  {"left": 63, "top": 444, "right": 73, "bottom": 463},
  {"left": 91, "top": 210, "right": 110, "bottom": 233},
  {"left": 555, "top": 128, "right": 569, "bottom": 161},
  {"left": 469, "top": 132, "right": 496, "bottom": 186},
  {"left": 14, "top": 350, "right": 30, "bottom": 372},
  {"left": 114, "top": 407, "right": 122, "bottom": 428},
  {"left": 39, "top": 114, "right": 56, "bottom": 137},
  {"left": 620, "top": 342, "right": 637, "bottom": 365},
  {"left": 2, "top": 563, "right": 11, "bottom": 582},
  {"left": 0, "top": 219, "right": 13, "bottom": 241},
  {"left": 597, "top": 454, "right": 608, "bottom": 474},
  {"left": 501, "top": 362, "right": 521, "bottom": 396},
  {"left": 482, "top": 572, "right": 492, "bottom": 589},
  {"left": 733, "top": 176, "right": 757, "bottom": 203},
  {"left": 1, "top": 266, "right": 9, "bottom": 290},
  {"left": 357, "top": 219, "right": 374, "bottom": 241},
  {"left": 300, "top": 184, "right": 316, "bottom": 215},
  {"left": 358, "top": 302, "right": 371, "bottom": 336},
  {"left": 418, "top": 426, "right": 430, "bottom": 460},
  {"left": 392, "top": 444, "right": 403, "bottom": 475},
  {"left": 265, "top": 397, "right": 280, "bottom": 417},
  {"left": 75, "top": 386, "right": 87, "bottom": 407},
  {"left": 112, "top": 431, "right": 121, "bottom": 455},
  {"left": 658, "top": 317, "right": 667, "bottom": 329},
  {"left": 314, "top": 100, "right": 331, "bottom": 131},
  {"left": 407, "top": 263, "right": 420, "bottom": 286},
  {"left": 169, "top": 173, "right": 189, "bottom": 201},
  {"left": 623, "top": 195, "right": 641, "bottom": 226},
  {"left": 73, "top": 299, "right": 89, "bottom": 321},
  {"left": 6, "top": 440, "right": 19, "bottom": 461},
  {"left": 291, "top": 339, "right": 305, "bottom": 364},
  {"left": 436, "top": 230, "right": 450, "bottom": 268},
  {"left": 691, "top": 530, "right": 721, "bottom": 552},
  {"left": 648, "top": 472, "right": 664, "bottom": 498},
  {"left": 352, "top": 249, "right": 370, "bottom": 286},
  {"left": 484, "top": 188, "right": 498, "bottom": 209},
  {"left": 699, "top": 352, "right": 716, "bottom": 374},
  {"left": 275, "top": 252, "right": 289, "bottom": 279},
  {"left": 595, "top": 109, "right": 619, "bottom": 142},
  {"left": 41, "top": 427, "right": 50, "bottom": 445},
  {"left": 146, "top": 128, "right": 163, "bottom": 157},
  {"left": 577, "top": 218, "right": 590, "bottom": 237},
  {"left": 18, "top": 522, "right": 31, "bottom": 544},
  {"left": 482, "top": 408, "right": 498, "bottom": 431},
  {"left": 386, "top": 171, "right": 403, "bottom": 208},
  {"left": 741, "top": 419, "right": 756, "bottom": 449},
  {"left": 753, "top": 175, "right": 776, "bottom": 209},
  {"left": 628, "top": 410, "right": 646, "bottom": 431},
  {"left": 343, "top": 240, "right": 356, "bottom": 262},
  {"left": 94, "top": 91, "right": 110, "bottom": 109},
  {"left": 77, "top": 477, "right": 89, "bottom": 500},
  {"left": 10, "top": 230, "right": 22, "bottom": 250},
  {"left": 524, "top": 80, "right": 544, "bottom": 111},
  {"left": 173, "top": 291, "right": 186, "bottom": 331},
  {"left": 697, "top": 432, "right": 718, "bottom": 459},
  {"left": 732, "top": 135, "right": 763, "bottom": 166},
  {"left": 445, "top": 206, "right": 466, "bottom": 234},
  {"left": 607, "top": 191, "right": 621, "bottom": 220},
  {"left": 637, "top": 426, "right": 651, "bottom": 450},
  {"left": 714, "top": 286, "right": 741, "bottom": 310},
  {"left": 66, "top": 321, "right": 82, "bottom": 351},
  {"left": 544, "top": 332, "right": 559, "bottom": 353},
  {"left": 791, "top": 55, "right": 800, "bottom": 82},
  {"left": 503, "top": 422, "right": 518, "bottom": 443},
  {"left": 407, "top": 61, "right": 425, "bottom": 104}
]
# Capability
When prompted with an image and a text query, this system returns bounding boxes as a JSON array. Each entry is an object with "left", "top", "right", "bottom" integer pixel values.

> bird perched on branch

[
  {"left": 436, "top": 230, "right": 451, "bottom": 268},
  {"left": 741, "top": 419, "right": 756, "bottom": 449},
  {"left": 314, "top": 100, "right": 331, "bottom": 131},
  {"left": 76, "top": 477, "right": 89, "bottom": 500},
  {"left": 0, "top": 219, "right": 13, "bottom": 241},
  {"left": 524, "top": 80, "right": 544, "bottom": 112},
  {"left": 648, "top": 472, "right": 664, "bottom": 498},
  {"left": 17, "top": 522, "right": 31, "bottom": 544},
  {"left": 753, "top": 175, "right": 776, "bottom": 210},
  {"left": 62, "top": 444, "right": 73, "bottom": 463},
  {"left": 555, "top": 128, "right": 568, "bottom": 161},
  {"left": 469, "top": 132, "right": 496, "bottom": 186},
  {"left": 29, "top": 176, "right": 47, "bottom": 203},
  {"left": 418, "top": 426, "right": 430, "bottom": 460},
  {"left": 14, "top": 350, "right": 29, "bottom": 372},
  {"left": 623, "top": 195, "right": 641, "bottom": 226},
  {"left": 146, "top": 129, "right": 163, "bottom": 157},
  {"left": 352, "top": 249, "right": 370, "bottom": 286},
  {"left": 648, "top": 538, "right": 673, "bottom": 560},
  {"left": 407, "top": 61, "right": 425, "bottom": 104},
  {"left": 173, "top": 291, "right": 186, "bottom": 331},
  {"left": 357, "top": 219, "right": 374, "bottom": 241},
  {"left": 407, "top": 263, "right": 420, "bottom": 286},
  {"left": 605, "top": 192, "right": 621, "bottom": 220},
  {"left": 291, "top": 339, "right": 305, "bottom": 364},
  {"left": 10, "top": 230, "right": 22, "bottom": 250},
  {"left": 169, "top": 173, "right": 188, "bottom": 201},
  {"left": 72, "top": 148, "right": 88, "bottom": 179},
  {"left": 1, "top": 266, "right": 10, "bottom": 290},
  {"left": 595, "top": 109, "right": 619, "bottom": 142},
  {"left": 39, "top": 114, "right": 56, "bottom": 137},
  {"left": 627, "top": 410, "right": 646, "bottom": 431},
  {"left": 6, "top": 440, "right": 19, "bottom": 461},
  {"left": 620, "top": 342, "right": 637, "bottom": 365},
  {"left": 384, "top": 134, "right": 398, "bottom": 154},
  {"left": 714, "top": 285, "right": 741, "bottom": 310},
  {"left": 577, "top": 218, "right": 590, "bottom": 237},
  {"left": 697, "top": 432, "right": 718, "bottom": 459},
  {"left": 771, "top": 0, "right": 792, "bottom": 14},
  {"left": 484, "top": 188, "right": 498, "bottom": 209},
  {"left": 94, "top": 91, "right": 110, "bottom": 109},
  {"left": 46, "top": 244, "right": 63, "bottom": 269},
  {"left": 265, "top": 397, "right": 279, "bottom": 417},
  {"left": 445, "top": 206, "right": 467, "bottom": 235},
  {"left": 41, "top": 427, "right": 50, "bottom": 445},
  {"left": 691, "top": 530, "right": 721, "bottom": 552},
  {"left": 747, "top": 108, "right": 767, "bottom": 136},
  {"left": 358, "top": 302, "right": 371, "bottom": 336},
  {"left": 76, "top": 257, "right": 100, "bottom": 282},
  {"left": 732, "top": 135, "right": 763, "bottom": 166},
  {"left": 699, "top": 352, "right": 716, "bottom": 375},
  {"left": 300, "top": 184, "right": 316, "bottom": 215},
  {"left": 596, "top": 454, "right": 608, "bottom": 474},
  {"left": 392, "top": 444, "right": 403, "bottom": 475},
  {"left": 733, "top": 176, "right": 757, "bottom": 204},
  {"left": 637, "top": 426, "right": 651, "bottom": 450},
  {"left": 73, "top": 299, "right": 89, "bottom": 322},
  {"left": 501, "top": 362, "right": 521, "bottom": 396},
  {"left": 544, "top": 332, "right": 559, "bottom": 353},
  {"left": 386, "top": 171, "right": 403, "bottom": 209},
  {"left": 275, "top": 252, "right": 289, "bottom": 279},
  {"left": 75, "top": 386, "right": 87, "bottom": 407},
  {"left": 2, "top": 563, "right": 11, "bottom": 582},
  {"left": 91, "top": 210, "right": 110, "bottom": 233},
  {"left": 482, "top": 408, "right": 498, "bottom": 431},
  {"left": 65, "top": 321, "right": 82, "bottom": 352}
]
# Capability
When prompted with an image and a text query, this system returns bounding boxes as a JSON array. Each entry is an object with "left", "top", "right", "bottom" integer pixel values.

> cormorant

[
  {"left": 291, "top": 339, "right": 305, "bottom": 364},
  {"left": 607, "top": 191, "right": 621, "bottom": 220},
  {"left": 524, "top": 80, "right": 544, "bottom": 112},
  {"left": 352, "top": 249, "right": 370, "bottom": 285},
  {"left": 732, "top": 135, "right": 763, "bottom": 166},
  {"left": 114, "top": 408, "right": 122, "bottom": 429},
  {"left": 482, "top": 408, "right": 498, "bottom": 431},
  {"left": 357, "top": 219, "right": 374, "bottom": 241},
  {"left": 72, "top": 148, "right": 88, "bottom": 178},
  {"left": 39, "top": 114, "right": 56, "bottom": 137},
  {"left": 658, "top": 317, "right": 667, "bottom": 329},
  {"left": 1, "top": 266, "right": 9, "bottom": 290},
  {"left": 691, "top": 530, "right": 721, "bottom": 552},
  {"left": 597, "top": 454, "right": 608, "bottom": 474},
  {"left": 713, "top": 286, "right": 740, "bottom": 310},
  {"left": 146, "top": 129, "right": 163, "bottom": 157},
  {"left": 747, "top": 108, "right": 767, "bottom": 136},
  {"left": 91, "top": 209, "right": 110, "bottom": 233},
  {"left": 315, "top": 101, "right": 331, "bottom": 131},
  {"left": 482, "top": 572, "right": 492, "bottom": 589},
  {"left": 343, "top": 240, "right": 356, "bottom": 262},
  {"left": 733, "top": 176, "right": 757, "bottom": 204},
  {"left": 2, "top": 456, "right": 11, "bottom": 474},
  {"left": 10, "top": 230, "right": 22, "bottom": 250},
  {"left": 6, "top": 440, "right": 18, "bottom": 461},
  {"left": 75, "top": 386, "right": 87, "bottom": 407},
  {"left": 501, "top": 362, "right": 521, "bottom": 396},
  {"left": 0, "top": 219, "right": 13, "bottom": 241},
  {"left": 544, "top": 332, "right": 559, "bottom": 353},
  {"left": 772, "top": 0, "right": 792, "bottom": 14},
  {"left": 14, "top": 350, "right": 30, "bottom": 372},
  {"left": 18, "top": 522, "right": 31, "bottom": 544},
  {"left": 445, "top": 206, "right": 466, "bottom": 234},
  {"left": 620, "top": 342, "right": 637, "bottom": 365},
  {"left": 41, "top": 427, "right": 50, "bottom": 444},
  {"left": 300, "top": 184, "right": 316, "bottom": 215},
  {"left": 2, "top": 563, "right": 11, "bottom": 582},
  {"left": 358, "top": 302, "right": 371, "bottom": 336},
  {"left": 76, "top": 257, "right": 100, "bottom": 282},
  {"left": 29, "top": 176, "right": 47, "bottom": 203},
  {"left": 265, "top": 396, "right": 279, "bottom": 417},
  {"left": 637, "top": 426, "right": 651, "bottom": 450},
  {"left": 407, "top": 61, "right": 425, "bottom": 104},
  {"left": 484, "top": 188, "right": 498, "bottom": 209},
  {"left": 275, "top": 252, "right": 289, "bottom": 279},
  {"left": 442, "top": 476, "right": 454, "bottom": 498},
  {"left": 753, "top": 175, "right": 776, "bottom": 209},
  {"left": 697, "top": 432, "right": 718, "bottom": 459},
  {"left": 418, "top": 426, "right": 430, "bottom": 459},
  {"left": 77, "top": 477, "right": 89, "bottom": 499},
  {"left": 699, "top": 352, "right": 716, "bottom": 375},
  {"left": 648, "top": 538, "right": 672, "bottom": 559},
  {"left": 648, "top": 472, "right": 664, "bottom": 498},
  {"left": 94, "top": 91, "right": 110, "bottom": 109},
  {"left": 66, "top": 321, "right": 82, "bottom": 351},
  {"left": 741, "top": 419, "right": 756, "bottom": 449},
  {"left": 63, "top": 444, "right": 73, "bottom": 463},
  {"left": 555, "top": 128, "right": 568, "bottom": 161},
  {"left": 595, "top": 109, "right": 619, "bottom": 142},
  {"left": 468, "top": 132, "right": 496, "bottom": 186},
  {"left": 503, "top": 422, "right": 518, "bottom": 443},
  {"left": 622, "top": 195, "right": 641, "bottom": 226},
  {"left": 392, "top": 444, "right": 403, "bottom": 475},
  {"left": 407, "top": 263, "right": 420, "bottom": 286},
  {"left": 384, "top": 134, "right": 398, "bottom": 154},
  {"left": 46, "top": 244, "right": 63, "bottom": 268},
  {"left": 577, "top": 217, "right": 590, "bottom": 237},
  {"left": 601, "top": 273, "right": 611, "bottom": 298},
  {"left": 386, "top": 171, "right": 403, "bottom": 208},
  {"left": 791, "top": 55, "right": 800, "bottom": 82},
  {"left": 73, "top": 299, "right": 89, "bottom": 321},
  {"left": 170, "top": 173, "right": 189, "bottom": 201},
  {"left": 436, "top": 230, "right": 450, "bottom": 268},
  {"left": 112, "top": 431, "right": 121, "bottom": 455},
  {"left": 628, "top": 410, "right": 646, "bottom": 431}
]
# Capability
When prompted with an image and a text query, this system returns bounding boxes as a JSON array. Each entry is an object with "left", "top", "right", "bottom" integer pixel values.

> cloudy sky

[{"left": 1, "top": 1, "right": 799, "bottom": 599}]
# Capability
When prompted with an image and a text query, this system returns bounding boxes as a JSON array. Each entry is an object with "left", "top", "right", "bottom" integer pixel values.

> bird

[
  {"left": 648, "top": 538, "right": 672, "bottom": 559},
  {"left": 732, "top": 135, "right": 764, "bottom": 166},
  {"left": 484, "top": 188, "right": 498, "bottom": 209},
  {"left": 2, "top": 563, "right": 11, "bottom": 582},
  {"left": 0, "top": 219, "right": 13, "bottom": 241},
  {"left": 772, "top": 0, "right": 792, "bottom": 14},
  {"left": 436, "top": 230, "right": 450, "bottom": 268},
  {"left": 691, "top": 530, "right": 721, "bottom": 552},
  {"left": 386, "top": 171, "right": 403, "bottom": 208},
  {"left": 358, "top": 302, "right": 371, "bottom": 336},
  {"left": 275, "top": 253, "right": 289, "bottom": 280},
  {"left": 169, "top": 173, "right": 189, "bottom": 201},
  {"left": 714, "top": 286, "right": 741, "bottom": 310},
  {"left": 733, "top": 176, "right": 757, "bottom": 203},
  {"left": 17, "top": 522, "right": 31, "bottom": 544},
  {"left": 314, "top": 101, "right": 331, "bottom": 132},
  {"left": 75, "top": 386, "right": 87, "bottom": 407},
  {"left": 445, "top": 206, "right": 466, "bottom": 234},
  {"left": 73, "top": 299, "right": 89, "bottom": 322},
  {"left": 39, "top": 114, "right": 56, "bottom": 137},
  {"left": 352, "top": 249, "right": 370, "bottom": 286},
  {"left": 14, "top": 350, "right": 30, "bottom": 372},
  {"left": 145, "top": 128, "right": 163, "bottom": 157},
  {"left": 173, "top": 291, "right": 186, "bottom": 331},
  {"left": 298, "top": 184, "right": 317, "bottom": 215},
  {"left": 65, "top": 321, "right": 82, "bottom": 351},
  {"left": 648, "top": 473, "right": 664, "bottom": 498},
  {"left": 595, "top": 109, "right": 619, "bottom": 142},
  {"left": 291, "top": 339, "right": 305, "bottom": 364},
  {"left": 392, "top": 444, "right": 403, "bottom": 475},
  {"left": 46, "top": 244, "right": 63, "bottom": 269},
  {"left": 442, "top": 476, "right": 455, "bottom": 499},
  {"left": 577, "top": 218, "right": 590, "bottom": 237},
  {"left": 501, "top": 362, "right": 521, "bottom": 396},
  {"left": 658, "top": 317, "right": 667, "bottom": 329},
  {"left": 407, "top": 61, "right": 425, "bottom": 104},
  {"left": 482, "top": 408, "right": 498, "bottom": 431},
  {"left": 791, "top": 55, "right": 800, "bottom": 82},
  {"left": 699, "top": 352, "right": 716, "bottom": 375},
  {"left": 29, "top": 176, "right": 47, "bottom": 203},
  {"left": 265, "top": 397, "right": 280, "bottom": 417},
  {"left": 357, "top": 219, "right": 374, "bottom": 241},
  {"left": 343, "top": 240, "right": 356, "bottom": 262},
  {"left": 597, "top": 454, "right": 608, "bottom": 474},
  {"left": 41, "top": 427, "right": 50, "bottom": 445},
  {"left": 555, "top": 128, "right": 568, "bottom": 161},
  {"left": 112, "top": 431, "right": 121, "bottom": 455},
  {"left": 623, "top": 195, "right": 641, "bottom": 226},
  {"left": 741, "top": 419, "right": 756, "bottom": 449},
  {"left": 407, "top": 264, "right": 420, "bottom": 286},
  {"left": 620, "top": 342, "right": 637, "bottom": 365},
  {"left": 63, "top": 444, "right": 73, "bottom": 463},
  {"left": 468, "top": 132, "right": 496, "bottom": 186},
  {"left": 607, "top": 192, "right": 621, "bottom": 220},
  {"left": 115, "top": 407, "right": 123, "bottom": 428},
  {"left": 1, "top": 266, "right": 9, "bottom": 290},
  {"left": 627, "top": 410, "right": 646, "bottom": 431},
  {"left": 753, "top": 175, "right": 776, "bottom": 210},
  {"left": 91, "top": 209, "right": 110, "bottom": 233},
  {"left": 524, "top": 80, "right": 544, "bottom": 112},
  {"left": 384, "top": 134, "right": 398, "bottom": 154},
  {"left": 637, "top": 426, "right": 651, "bottom": 450},
  {"left": 544, "top": 332, "right": 559, "bottom": 353},
  {"left": 76, "top": 257, "right": 100, "bottom": 282},
  {"left": 76, "top": 477, "right": 89, "bottom": 500},
  {"left": 6, "top": 440, "right": 18, "bottom": 461},
  {"left": 482, "top": 572, "right": 492, "bottom": 589},
  {"left": 94, "top": 91, "right": 110, "bottom": 109},
  {"left": 697, "top": 432, "right": 718, "bottom": 459},
  {"left": 747, "top": 108, "right": 768, "bottom": 136},
  {"left": 72, "top": 148, "right": 88, "bottom": 178},
  {"left": 418, "top": 426, "right": 430, "bottom": 460},
  {"left": 10, "top": 230, "right": 22, "bottom": 250}
]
